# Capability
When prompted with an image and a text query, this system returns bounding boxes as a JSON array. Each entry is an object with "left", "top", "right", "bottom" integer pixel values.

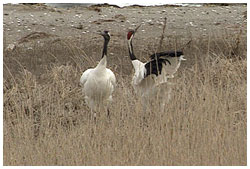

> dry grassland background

[{"left": 3, "top": 3, "right": 247, "bottom": 166}]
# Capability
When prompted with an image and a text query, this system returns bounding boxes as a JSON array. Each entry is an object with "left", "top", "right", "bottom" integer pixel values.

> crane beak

[
  {"left": 134, "top": 24, "right": 142, "bottom": 33},
  {"left": 96, "top": 31, "right": 103, "bottom": 36}
]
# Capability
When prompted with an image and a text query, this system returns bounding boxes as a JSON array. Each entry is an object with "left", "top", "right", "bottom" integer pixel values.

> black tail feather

[
  {"left": 144, "top": 58, "right": 170, "bottom": 77},
  {"left": 149, "top": 51, "right": 183, "bottom": 60}
]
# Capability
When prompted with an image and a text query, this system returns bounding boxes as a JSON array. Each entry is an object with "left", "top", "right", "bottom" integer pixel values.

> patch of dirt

[{"left": 18, "top": 31, "right": 57, "bottom": 44}]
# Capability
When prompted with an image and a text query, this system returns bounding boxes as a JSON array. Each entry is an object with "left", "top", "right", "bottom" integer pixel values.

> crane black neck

[
  {"left": 128, "top": 39, "right": 137, "bottom": 60},
  {"left": 102, "top": 38, "right": 109, "bottom": 58}
]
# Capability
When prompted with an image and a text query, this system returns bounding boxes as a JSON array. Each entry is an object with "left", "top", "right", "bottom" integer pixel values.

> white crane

[
  {"left": 80, "top": 30, "right": 116, "bottom": 115},
  {"left": 127, "top": 25, "right": 186, "bottom": 100}
]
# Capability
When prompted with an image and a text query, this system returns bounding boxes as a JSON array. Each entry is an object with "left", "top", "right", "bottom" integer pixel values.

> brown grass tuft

[{"left": 3, "top": 29, "right": 246, "bottom": 165}]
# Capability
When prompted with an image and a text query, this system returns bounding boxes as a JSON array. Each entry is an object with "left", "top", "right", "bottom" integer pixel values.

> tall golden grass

[{"left": 3, "top": 29, "right": 246, "bottom": 165}]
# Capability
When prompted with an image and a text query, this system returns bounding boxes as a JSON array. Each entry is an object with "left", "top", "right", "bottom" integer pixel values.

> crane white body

[
  {"left": 80, "top": 56, "right": 116, "bottom": 111},
  {"left": 131, "top": 60, "right": 155, "bottom": 97},
  {"left": 131, "top": 59, "right": 176, "bottom": 99},
  {"left": 127, "top": 25, "right": 185, "bottom": 102},
  {"left": 80, "top": 31, "right": 116, "bottom": 112}
]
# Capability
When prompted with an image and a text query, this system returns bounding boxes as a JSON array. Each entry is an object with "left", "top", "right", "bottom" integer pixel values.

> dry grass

[{"left": 3, "top": 29, "right": 247, "bottom": 165}]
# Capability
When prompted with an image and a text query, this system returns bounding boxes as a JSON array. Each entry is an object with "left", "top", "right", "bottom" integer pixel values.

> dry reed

[{"left": 3, "top": 29, "right": 246, "bottom": 165}]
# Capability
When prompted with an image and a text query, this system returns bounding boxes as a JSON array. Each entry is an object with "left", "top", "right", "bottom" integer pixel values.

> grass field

[{"left": 3, "top": 28, "right": 247, "bottom": 165}]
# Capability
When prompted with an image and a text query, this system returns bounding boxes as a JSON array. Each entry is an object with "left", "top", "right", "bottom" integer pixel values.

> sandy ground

[
  {"left": 3, "top": 3, "right": 247, "bottom": 45},
  {"left": 3, "top": 3, "right": 247, "bottom": 78}
]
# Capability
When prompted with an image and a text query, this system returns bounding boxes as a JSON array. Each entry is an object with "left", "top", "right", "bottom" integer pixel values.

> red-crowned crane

[
  {"left": 80, "top": 30, "right": 116, "bottom": 115},
  {"left": 127, "top": 25, "right": 186, "bottom": 102}
]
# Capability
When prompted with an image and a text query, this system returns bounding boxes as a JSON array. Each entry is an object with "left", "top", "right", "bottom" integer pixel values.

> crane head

[
  {"left": 127, "top": 24, "right": 141, "bottom": 40},
  {"left": 98, "top": 30, "right": 110, "bottom": 41},
  {"left": 127, "top": 30, "right": 135, "bottom": 40}
]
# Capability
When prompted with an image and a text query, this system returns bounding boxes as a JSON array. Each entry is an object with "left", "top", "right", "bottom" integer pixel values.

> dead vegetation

[
  {"left": 18, "top": 32, "right": 57, "bottom": 44},
  {"left": 3, "top": 26, "right": 247, "bottom": 165}
]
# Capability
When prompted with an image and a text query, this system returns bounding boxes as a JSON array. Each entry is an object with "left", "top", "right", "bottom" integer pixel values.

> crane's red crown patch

[{"left": 127, "top": 31, "right": 134, "bottom": 40}]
